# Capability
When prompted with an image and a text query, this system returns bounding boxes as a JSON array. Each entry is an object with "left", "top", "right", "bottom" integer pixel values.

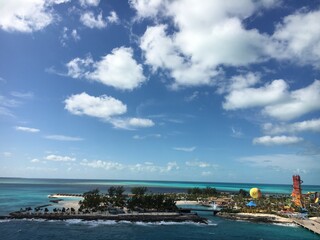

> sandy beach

[
  {"left": 175, "top": 200, "right": 199, "bottom": 205},
  {"left": 218, "top": 212, "right": 294, "bottom": 224}
]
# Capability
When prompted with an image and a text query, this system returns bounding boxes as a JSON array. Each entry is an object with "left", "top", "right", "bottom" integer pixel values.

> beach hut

[{"left": 246, "top": 201, "right": 257, "bottom": 207}]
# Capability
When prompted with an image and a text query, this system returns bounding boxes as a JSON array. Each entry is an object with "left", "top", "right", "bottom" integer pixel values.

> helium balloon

[{"left": 250, "top": 188, "right": 262, "bottom": 199}]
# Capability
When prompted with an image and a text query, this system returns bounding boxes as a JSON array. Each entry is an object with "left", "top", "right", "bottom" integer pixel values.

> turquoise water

[{"left": 0, "top": 178, "right": 319, "bottom": 240}]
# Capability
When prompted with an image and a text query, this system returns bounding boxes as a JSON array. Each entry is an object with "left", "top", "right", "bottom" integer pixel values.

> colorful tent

[{"left": 246, "top": 201, "right": 257, "bottom": 207}]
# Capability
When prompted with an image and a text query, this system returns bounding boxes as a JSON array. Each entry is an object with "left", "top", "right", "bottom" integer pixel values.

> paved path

[{"left": 293, "top": 218, "right": 320, "bottom": 235}]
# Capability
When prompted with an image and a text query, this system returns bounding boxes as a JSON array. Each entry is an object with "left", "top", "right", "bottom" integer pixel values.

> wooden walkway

[{"left": 293, "top": 219, "right": 320, "bottom": 235}]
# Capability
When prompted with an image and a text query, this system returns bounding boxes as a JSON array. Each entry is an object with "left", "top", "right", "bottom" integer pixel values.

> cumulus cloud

[
  {"left": 218, "top": 72, "right": 261, "bottom": 94},
  {"left": 45, "top": 135, "right": 84, "bottom": 141},
  {"left": 263, "top": 80, "right": 320, "bottom": 120},
  {"left": 79, "top": 0, "right": 100, "bottom": 7},
  {"left": 45, "top": 154, "right": 76, "bottom": 161},
  {"left": 0, "top": 0, "right": 67, "bottom": 32},
  {"left": 133, "top": 0, "right": 320, "bottom": 89},
  {"left": 109, "top": 117, "right": 155, "bottom": 130},
  {"left": 15, "top": 126, "right": 40, "bottom": 133},
  {"left": 173, "top": 147, "right": 196, "bottom": 152},
  {"left": 135, "top": 0, "right": 278, "bottom": 88},
  {"left": 107, "top": 11, "right": 119, "bottom": 23},
  {"left": 64, "top": 92, "right": 154, "bottom": 130},
  {"left": 66, "top": 47, "right": 146, "bottom": 90},
  {"left": 271, "top": 10, "right": 320, "bottom": 69},
  {"left": 64, "top": 92, "right": 127, "bottom": 119},
  {"left": 223, "top": 78, "right": 320, "bottom": 121},
  {"left": 263, "top": 118, "right": 320, "bottom": 135},
  {"left": 253, "top": 135, "right": 303, "bottom": 146},
  {"left": 140, "top": 24, "right": 221, "bottom": 89},
  {"left": 223, "top": 79, "right": 288, "bottom": 110},
  {"left": 80, "top": 11, "right": 107, "bottom": 29}
]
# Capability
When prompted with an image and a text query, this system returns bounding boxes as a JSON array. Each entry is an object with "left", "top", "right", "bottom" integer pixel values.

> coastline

[
  {"left": 217, "top": 212, "right": 294, "bottom": 224},
  {"left": 5, "top": 212, "right": 208, "bottom": 224}
]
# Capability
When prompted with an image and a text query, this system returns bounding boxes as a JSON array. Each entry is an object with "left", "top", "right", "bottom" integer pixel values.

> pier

[{"left": 293, "top": 219, "right": 320, "bottom": 236}]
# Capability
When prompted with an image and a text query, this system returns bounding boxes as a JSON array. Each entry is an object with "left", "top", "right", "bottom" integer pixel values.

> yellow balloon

[{"left": 250, "top": 188, "right": 262, "bottom": 199}]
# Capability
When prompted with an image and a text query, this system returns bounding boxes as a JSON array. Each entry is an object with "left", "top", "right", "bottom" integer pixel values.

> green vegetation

[
  {"left": 78, "top": 186, "right": 177, "bottom": 214},
  {"left": 186, "top": 187, "right": 218, "bottom": 200}
]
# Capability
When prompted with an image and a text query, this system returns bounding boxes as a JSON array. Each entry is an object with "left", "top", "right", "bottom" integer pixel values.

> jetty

[
  {"left": 293, "top": 218, "right": 320, "bottom": 236},
  {"left": 6, "top": 211, "right": 208, "bottom": 224}
]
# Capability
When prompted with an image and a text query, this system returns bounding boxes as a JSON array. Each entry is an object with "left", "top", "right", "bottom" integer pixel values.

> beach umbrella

[
  {"left": 246, "top": 201, "right": 257, "bottom": 207},
  {"left": 250, "top": 188, "right": 262, "bottom": 199}
]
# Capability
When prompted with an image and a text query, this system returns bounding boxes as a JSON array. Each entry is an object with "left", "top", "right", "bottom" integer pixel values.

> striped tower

[{"left": 291, "top": 175, "right": 303, "bottom": 208}]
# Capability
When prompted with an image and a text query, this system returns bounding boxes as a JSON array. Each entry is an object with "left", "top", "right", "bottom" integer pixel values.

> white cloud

[
  {"left": 45, "top": 154, "right": 76, "bottom": 162},
  {"left": 223, "top": 79, "right": 320, "bottom": 121},
  {"left": 66, "top": 56, "right": 94, "bottom": 78},
  {"left": 264, "top": 80, "right": 320, "bottom": 120},
  {"left": 223, "top": 79, "right": 288, "bottom": 110},
  {"left": 239, "top": 153, "right": 320, "bottom": 173},
  {"left": 253, "top": 135, "right": 303, "bottom": 146},
  {"left": 219, "top": 72, "right": 261, "bottom": 94},
  {"left": 89, "top": 47, "right": 146, "bottom": 90},
  {"left": 129, "top": 0, "right": 163, "bottom": 19},
  {"left": 10, "top": 91, "right": 34, "bottom": 99},
  {"left": 271, "top": 10, "right": 320, "bottom": 69},
  {"left": 0, "top": 95, "right": 21, "bottom": 117},
  {"left": 173, "top": 147, "right": 196, "bottom": 152},
  {"left": 140, "top": 24, "right": 221, "bottom": 89},
  {"left": 2, "top": 152, "right": 12, "bottom": 158},
  {"left": 80, "top": 11, "right": 106, "bottom": 29},
  {"left": 136, "top": 1, "right": 277, "bottom": 88},
  {"left": 0, "top": 0, "right": 66, "bottom": 32},
  {"left": 109, "top": 117, "right": 154, "bottom": 130},
  {"left": 31, "top": 158, "right": 40, "bottom": 163},
  {"left": 79, "top": 0, "right": 100, "bottom": 7},
  {"left": 71, "top": 29, "right": 80, "bottom": 41},
  {"left": 80, "top": 159, "right": 124, "bottom": 170},
  {"left": 133, "top": 134, "right": 161, "bottom": 140},
  {"left": 66, "top": 47, "right": 146, "bottom": 90},
  {"left": 81, "top": 159, "right": 178, "bottom": 173},
  {"left": 61, "top": 28, "right": 80, "bottom": 46},
  {"left": 15, "top": 126, "right": 40, "bottom": 133},
  {"left": 64, "top": 92, "right": 127, "bottom": 119},
  {"left": 45, "top": 135, "right": 84, "bottom": 141},
  {"left": 107, "top": 11, "right": 119, "bottom": 23},
  {"left": 263, "top": 118, "right": 320, "bottom": 135},
  {"left": 185, "top": 160, "right": 211, "bottom": 168},
  {"left": 231, "top": 127, "right": 243, "bottom": 138}
]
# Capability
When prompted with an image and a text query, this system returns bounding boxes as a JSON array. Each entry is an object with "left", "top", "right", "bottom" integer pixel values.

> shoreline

[
  {"left": 4, "top": 212, "right": 208, "bottom": 224},
  {"left": 217, "top": 212, "right": 294, "bottom": 224}
]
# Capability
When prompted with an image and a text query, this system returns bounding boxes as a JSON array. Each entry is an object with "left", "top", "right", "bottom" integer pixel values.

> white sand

[
  {"left": 237, "top": 213, "right": 294, "bottom": 223},
  {"left": 175, "top": 200, "right": 199, "bottom": 205}
]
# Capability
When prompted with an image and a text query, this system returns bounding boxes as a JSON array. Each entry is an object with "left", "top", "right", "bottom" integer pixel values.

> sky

[{"left": 0, "top": 0, "right": 320, "bottom": 184}]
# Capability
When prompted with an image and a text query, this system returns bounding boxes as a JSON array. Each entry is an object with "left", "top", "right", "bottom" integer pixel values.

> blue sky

[{"left": 0, "top": 0, "right": 320, "bottom": 184}]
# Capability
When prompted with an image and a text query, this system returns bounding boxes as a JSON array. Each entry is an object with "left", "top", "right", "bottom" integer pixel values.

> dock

[{"left": 293, "top": 218, "right": 320, "bottom": 235}]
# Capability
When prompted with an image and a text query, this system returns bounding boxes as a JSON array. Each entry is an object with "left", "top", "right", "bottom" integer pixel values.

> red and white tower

[{"left": 291, "top": 175, "right": 303, "bottom": 207}]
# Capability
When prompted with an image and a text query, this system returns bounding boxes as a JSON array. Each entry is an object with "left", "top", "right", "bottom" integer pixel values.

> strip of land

[{"left": 5, "top": 212, "right": 207, "bottom": 224}]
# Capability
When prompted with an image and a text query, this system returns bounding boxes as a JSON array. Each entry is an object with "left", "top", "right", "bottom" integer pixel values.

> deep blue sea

[{"left": 0, "top": 178, "right": 319, "bottom": 240}]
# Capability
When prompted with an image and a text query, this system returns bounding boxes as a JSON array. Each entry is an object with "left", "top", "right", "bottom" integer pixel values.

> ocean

[{"left": 0, "top": 178, "right": 319, "bottom": 240}]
